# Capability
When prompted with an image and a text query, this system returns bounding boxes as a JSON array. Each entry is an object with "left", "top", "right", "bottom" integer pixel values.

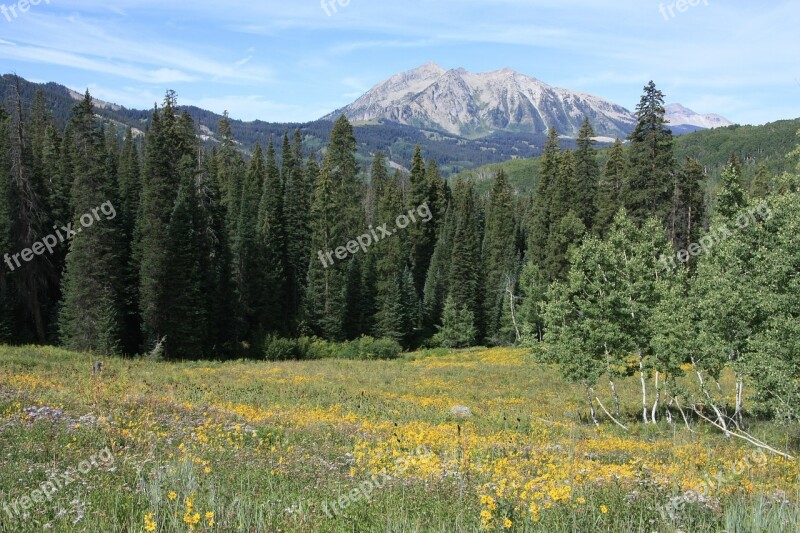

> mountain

[
  {"left": 0, "top": 74, "right": 563, "bottom": 176},
  {"left": 0, "top": 74, "right": 739, "bottom": 178},
  {"left": 665, "top": 103, "right": 734, "bottom": 134},
  {"left": 323, "top": 63, "right": 638, "bottom": 139}
]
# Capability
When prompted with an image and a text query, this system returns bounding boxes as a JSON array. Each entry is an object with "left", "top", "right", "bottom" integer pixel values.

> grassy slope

[{"left": 0, "top": 345, "right": 798, "bottom": 532}]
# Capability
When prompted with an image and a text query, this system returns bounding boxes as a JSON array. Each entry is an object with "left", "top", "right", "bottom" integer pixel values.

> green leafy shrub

[
  {"left": 358, "top": 336, "right": 403, "bottom": 359},
  {"left": 263, "top": 336, "right": 301, "bottom": 361}
]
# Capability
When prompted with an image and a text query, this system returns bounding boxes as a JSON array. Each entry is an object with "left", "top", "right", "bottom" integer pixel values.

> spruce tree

[
  {"left": 594, "top": 139, "right": 627, "bottom": 234},
  {"left": 448, "top": 180, "right": 484, "bottom": 341},
  {"left": 408, "top": 146, "right": 435, "bottom": 295},
  {"left": 545, "top": 150, "right": 581, "bottom": 281},
  {"left": 162, "top": 155, "right": 206, "bottom": 358},
  {"left": 304, "top": 117, "right": 363, "bottom": 340},
  {"left": 669, "top": 158, "right": 705, "bottom": 252},
  {"left": 422, "top": 202, "right": 455, "bottom": 336},
  {"left": 0, "top": 108, "right": 14, "bottom": 342},
  {"left": 136, "top": 91, "right": 196, "bottom": 348},
  {"left": 574, "top": 118, "right": 599, "bottom": 228},
  {"left": 283, "top": 132, "right": 313, "bottom": 331},
  {"left": 425, "top": 158, "right": 448, "bottom": 236},
  {"left": 6, "top": 78, "right": 51, "bottom": 342},
  {"left": 750, "top": 163, "right": 771, "bottom": 198},
  {"left": 526, "top": 128, "right": 560, "bottom": 264},
  {"left": 716, "top": 161, "right": 747, "bottom": 219},
  {"left": 116, "top": 128, "right": 142, "bottom": 351},
  {"left": 375, "top": 170, "right": 412, "bottom": 340},
  {"left": 366, "top": 151, "right": 389, "bottom": 225},
  {"left": 433, "top": 296, "right": 476, "bottom": 349},
  {"left": 235, "top": 143, "right": 268, "bottom": 341},
  {"left": 118, "top": 128, "right": 141, "bottom": 239},
  {"left": 545, "top": 210, "right": 586, "bottom": 283},
  {"left": 482, "top": 169, "right": 518, "bottom": 341},
  {"left": 198, "top": 153, "right": 238, "bottom": 356},
  {"left": 59, "top": 92, "right": 126, "bottom": 354},
  {"left": 305, "top": 158, "right": 346, "bottom": 340},
  {"left": 258, "top": 138, "right": 287, "bottom": 333},
  {"left": 624, "top": 81, "right": 675, "bottom": 226}
]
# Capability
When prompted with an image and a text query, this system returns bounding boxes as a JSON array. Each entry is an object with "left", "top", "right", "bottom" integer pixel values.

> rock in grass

[{"left": 450, "top": 405, "right": 472, "bottom": 419}]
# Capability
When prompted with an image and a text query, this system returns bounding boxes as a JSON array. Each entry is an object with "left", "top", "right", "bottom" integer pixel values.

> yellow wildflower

[{"left": 144, "top": 512, "right": 156, "bottom": 532}]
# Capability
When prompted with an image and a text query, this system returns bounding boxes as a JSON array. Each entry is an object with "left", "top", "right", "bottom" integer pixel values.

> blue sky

[{"left": 0, "top": 0, "right": 797, "bottom": 125}]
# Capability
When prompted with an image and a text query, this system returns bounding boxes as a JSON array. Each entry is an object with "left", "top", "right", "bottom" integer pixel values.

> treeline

[{"left": 2, "top": 79, "right": 798, "bottom": 421}]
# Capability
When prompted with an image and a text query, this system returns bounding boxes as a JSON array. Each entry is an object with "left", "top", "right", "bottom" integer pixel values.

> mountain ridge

[{"left": 323, "top": 63, "right": 640, "bottom": 139}]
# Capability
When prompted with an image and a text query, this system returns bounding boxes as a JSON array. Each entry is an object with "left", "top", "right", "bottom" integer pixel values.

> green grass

[{"left": 0, "top": 345, "right": 798, "bottom": 532}]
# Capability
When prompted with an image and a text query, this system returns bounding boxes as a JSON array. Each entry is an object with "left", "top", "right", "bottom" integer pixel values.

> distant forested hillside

[{"left": 0, "top": 75, "right": 556, "bottom": 175}]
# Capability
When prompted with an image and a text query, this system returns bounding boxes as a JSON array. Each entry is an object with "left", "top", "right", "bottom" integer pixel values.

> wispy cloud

[{"left": 0, "top": 0, "right": 796, "bottom": 124}]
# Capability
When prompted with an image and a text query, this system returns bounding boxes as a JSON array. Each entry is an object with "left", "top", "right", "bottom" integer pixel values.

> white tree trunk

[
  {"left": 639, "top": 350, "right": 649, "bottom": 424},
  {"left": 734, "top": 375, "right": 744, "bottom": 426},
  {"left": 692, "top": 357, "right": 729, "bottom": 436},
  {"left": 651, "top": 371, "right": 660, "bottom": 423},
  {"left": 585, "top": 385, "right": 599, "bottom": 426}
]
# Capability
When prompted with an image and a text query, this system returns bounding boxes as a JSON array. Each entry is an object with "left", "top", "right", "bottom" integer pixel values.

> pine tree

[
  {"left": 669, "top": 157, "right": 705, "bottom": 252},
  {"left": 367, "top": 151, "right": 390, "bottom": 225},
  {"left": 624, "top": 81, "right": 675, "bottom": 226},
  {"left": 283, "top": 131, "right": 313, "bottom": 331},
  {"left": 594, "top": 139, "right": 627, "bottom": 234},
  {"left": 162, "top": 155, "right": 206, "bottom": 358},
  {"left": 545, "top": 151, "right": 582, "bottom": 280},
  {"left": 305, "top": 159, "right": 346, "bottom": 340},
  {"left": 136, "top": 91, "right": 196, "bottom": 348},
  {"left": 574, "top": 118, "right": 599, "bottom": 228},
  {"left": 716, "top": 161, "right": 747, "bottom": 219},
  {"left": 375, "top": 170, "right": 413, "bottom": 339},
  {"left": 304, "top": 116, "right": 363, "bottom": 340},
  {"left": 198, "top": 153, "right": 238, "bottom": 356},
  {"left": 750, "top": 163, "right": 771, "bottom": 198},
  {"left": 258, "top": 138, "right": 287, "bottom": 333},
  {"left": 482, "top": 169, "right": 518, "bottom": 341},
  {"left": 422, "top": 202, "right": 455, "bottom": 336},
  {"left": 0, "top": 108, "right": 14, "bottom": 342},
  {"left": 408, "top": 146, "right": 435, "bottom": 295},
  {"left": 426, "top": 158, "right": 448, "bottom": 236},
  {"left": 235, "top": 143, "right": 268, "bottom": 342},
  {"left": 433, "top": 296, "right": 476, "bottom": 349},
  {"left": 59, "top": 92, "right": 126, "bottom": 354},
  {"left": 6, "top": 77, "right": 51, "bottom": 342},
  {"left": 526, "top": 128, "right": 560, "bottom": 264},
  {"left": 116, "top": 128, "right": 142, "bottom": 351},
  {"left": 448, "top": 180, "right": 484, "bottom": 341}
]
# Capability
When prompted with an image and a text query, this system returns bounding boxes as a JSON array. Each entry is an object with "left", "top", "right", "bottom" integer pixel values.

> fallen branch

[
  {"left": 595, "top": 396, "right": 629, "bottom": 431},
  {"left": 692, "top": 407, "right": 795, "bottom": 461}
]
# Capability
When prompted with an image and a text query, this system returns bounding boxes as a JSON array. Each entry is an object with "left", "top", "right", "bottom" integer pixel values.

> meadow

[{"left": 0, "top": 345, "right": 798, "bottom": 532}]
